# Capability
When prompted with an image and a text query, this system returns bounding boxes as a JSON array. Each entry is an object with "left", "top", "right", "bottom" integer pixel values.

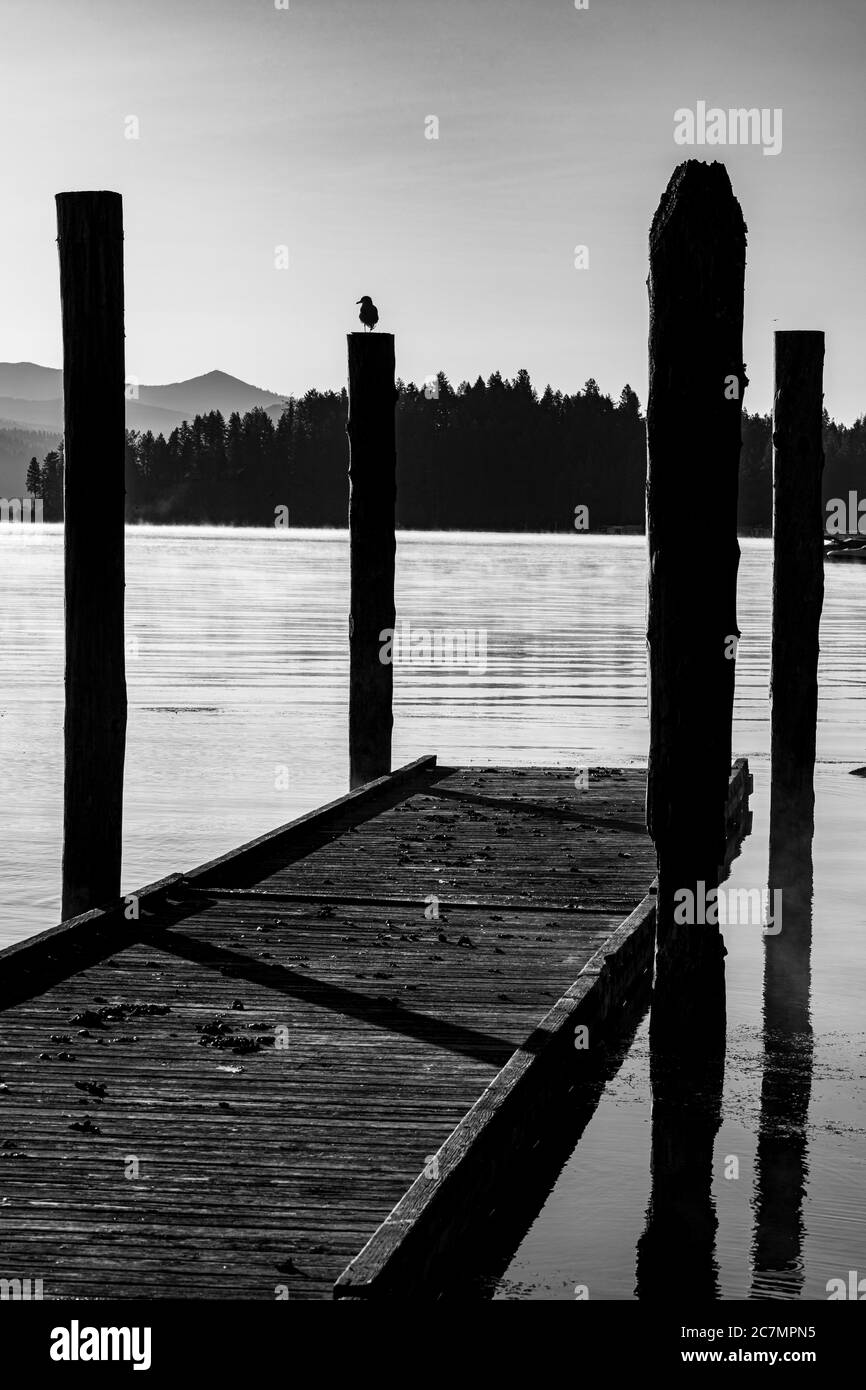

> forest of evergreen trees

[{"left": 23, "top": 370, "right": 866, "bottom": 532}]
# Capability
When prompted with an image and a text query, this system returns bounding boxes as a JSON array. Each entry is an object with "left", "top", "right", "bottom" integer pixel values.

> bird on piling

[{"left": 356, "top": 296, "right": 379, "bottom": 332}]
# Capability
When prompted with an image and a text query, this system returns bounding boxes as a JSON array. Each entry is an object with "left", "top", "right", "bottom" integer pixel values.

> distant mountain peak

[
  {"left": 0, "top": 364, "right": 292, "bottom": 483},
  {"left": 0, "top": 360, "right": 287, "bottom": 401},
  {"left": 128, "top": 367, "right": 288, "bottom": 403}
]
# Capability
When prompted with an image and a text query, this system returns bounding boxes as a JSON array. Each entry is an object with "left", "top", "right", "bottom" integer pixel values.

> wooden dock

[{"left": 0, "top": 756, "right": 751, "bottom": 1300}]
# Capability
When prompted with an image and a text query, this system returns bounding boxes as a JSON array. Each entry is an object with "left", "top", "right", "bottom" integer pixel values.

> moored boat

[{"left": 825, "top": 538, "right": 866, "bottom": 561}]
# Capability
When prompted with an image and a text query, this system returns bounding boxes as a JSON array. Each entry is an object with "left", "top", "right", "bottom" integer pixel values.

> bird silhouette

[{"left": 356, "top": 296, "right": 379, "bottom": 332}]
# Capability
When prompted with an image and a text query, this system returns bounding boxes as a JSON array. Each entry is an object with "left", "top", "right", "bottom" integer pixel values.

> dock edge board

[{"left": 0, "top": 755, "right": 438, "bottom": 1002}]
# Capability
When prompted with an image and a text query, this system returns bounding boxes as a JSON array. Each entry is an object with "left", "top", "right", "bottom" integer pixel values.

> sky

[{"left": 0, "top": 0, "right": 864, "bottom": 420}]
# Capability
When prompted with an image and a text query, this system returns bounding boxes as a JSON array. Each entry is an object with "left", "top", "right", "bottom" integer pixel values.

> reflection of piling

[
  {"left": 57, "top": 192, "right": 127, "bottom": 920},
  {"left": 347, "top": 333, "right": 397, "bottom": 789},
  {"left": 635, "top": 963, "right": 726, "bottom": 1300},
  {"left": 751, "top": 844, "right": 814, "bottom": 1298},
  {"left": 770, "top": 332, "right": 825, "bottom": 859},
  {"left": 645, "top": 161, "right": 746, "bottom": 1025}
]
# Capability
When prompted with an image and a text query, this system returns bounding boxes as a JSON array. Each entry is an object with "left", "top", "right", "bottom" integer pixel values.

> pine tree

[{"left": 25, "top": 456, "right": 41, "bottom": 497}]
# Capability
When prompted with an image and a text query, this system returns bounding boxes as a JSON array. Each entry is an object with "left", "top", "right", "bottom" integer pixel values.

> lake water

[{"left": 0, "top": 526, "right": 864, "bottom": 1300}]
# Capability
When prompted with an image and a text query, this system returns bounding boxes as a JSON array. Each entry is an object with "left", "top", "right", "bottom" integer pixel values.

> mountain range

[{"left": 0, "top": 364, "right": 289, "bottom": 495}]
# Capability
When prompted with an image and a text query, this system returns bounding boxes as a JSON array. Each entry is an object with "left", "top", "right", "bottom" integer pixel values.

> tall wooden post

[
  {"left": 347, "top": 332, "right": 396, "bottom": 789},
  {"left": 646, "top": 160, "right": 746, "bottom": 1028},
  {"left": 769, "top": 332, "right": 825, "bottom": 858},
  {"left": 57, "top": 191, "right": 127, "bottom": 919},
  {"left": 759, "top": 423, "right": 822, "bottom": 1278}
]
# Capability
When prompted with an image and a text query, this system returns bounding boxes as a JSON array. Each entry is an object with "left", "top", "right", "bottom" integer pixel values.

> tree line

[{"left": 23, "top": 372, "right": 866, "bottom": 532}]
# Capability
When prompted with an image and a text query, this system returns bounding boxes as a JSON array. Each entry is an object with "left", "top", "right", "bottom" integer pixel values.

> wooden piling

[
  {"left": 347, "top": 332, "right": 397, "bottom": 789},
  {"left": 57, "top": 191, "right": 127, "bottom": 919},
  {"left": 646, "top": 161, "right": 747, "bottom": 981},
  {"left": 769, "top": 331, "right": 825, "bottom": 856}
]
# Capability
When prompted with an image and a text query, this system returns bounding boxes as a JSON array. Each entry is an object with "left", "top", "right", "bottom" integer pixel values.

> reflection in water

[
  {"left": 750, "top": 797, "right": 815, "bottom": 1298},
  {"left": 461, "top": 983, "right": 652, "bottom": 1301},
  {"left": 636, "top": 891, "right": 727, "bottom": 1299}
]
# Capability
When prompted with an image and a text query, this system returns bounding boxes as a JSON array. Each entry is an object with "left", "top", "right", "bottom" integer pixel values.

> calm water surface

[{"left": 0, "top": 526, "right": 863, "bottom": 1299}]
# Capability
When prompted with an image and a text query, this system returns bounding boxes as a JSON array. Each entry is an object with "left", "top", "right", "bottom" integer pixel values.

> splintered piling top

[
  {"left": 649, "top": 160, "right": 747, "bottom": 263},
  {"left": 646, "top": 158, "right": 748, "bottom": 507}
]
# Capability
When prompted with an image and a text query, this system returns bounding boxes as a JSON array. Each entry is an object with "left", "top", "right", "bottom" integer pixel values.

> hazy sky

[{"left": 1, "top": 0, "right": 864, "bottom": 419}]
